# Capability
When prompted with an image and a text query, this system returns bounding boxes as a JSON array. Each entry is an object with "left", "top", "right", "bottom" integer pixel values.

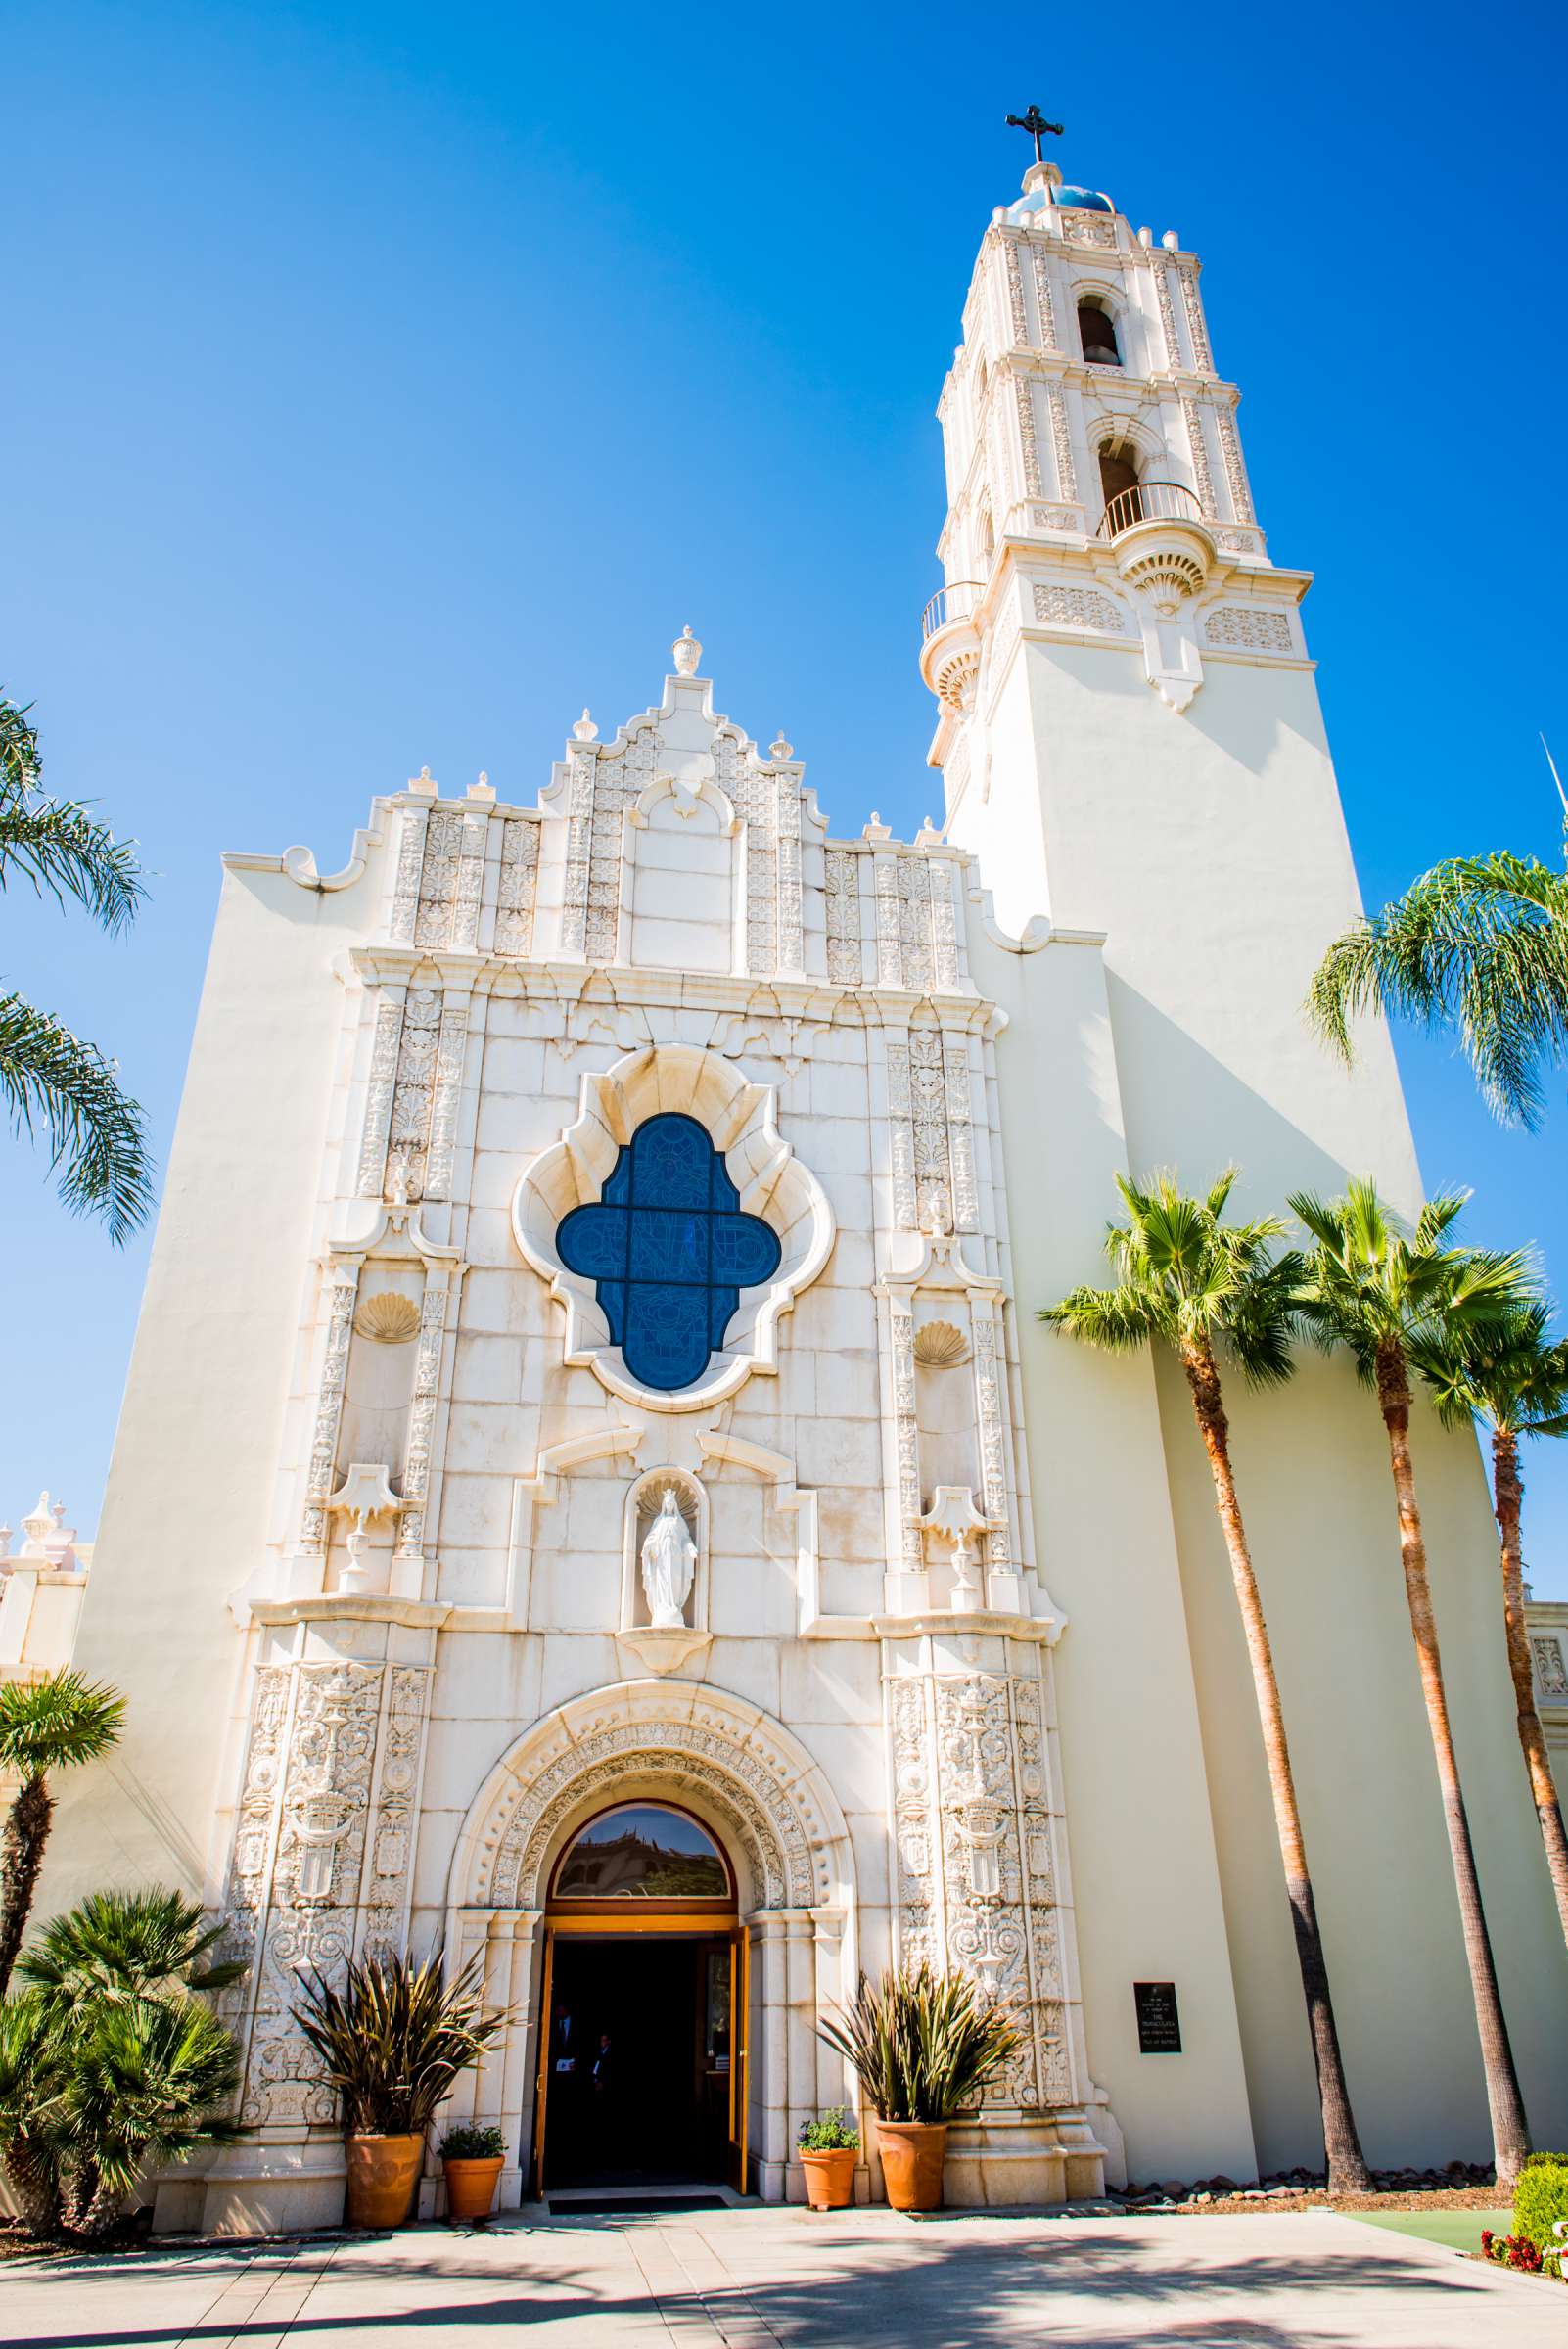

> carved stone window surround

[{"left": 511, "top": 1044, "right": 835, "bottom": 1412}]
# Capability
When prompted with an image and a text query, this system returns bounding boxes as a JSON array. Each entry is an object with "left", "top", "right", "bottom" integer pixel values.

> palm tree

[
  {"left": 1407, "top": 1303, "right": 1568, "bottom": 1953},
  {"left": 1307, "top": 848, "right": 1568, "bottom": 1128},
  {"left": 58, "top": 1995, "right": 244, "bottom": 2236},
  {"left": 0, "top": 1671, "right": 126, "bottom": 1998},
  {"left": 1041, "top": 1170, "right": 1371, "bottom": 2193},
  {"left": 0, "top": 694, "right": 152, "bottom": 1241},
  {"left": 1291, "top": 1179, "right": 1533, "bottom": 2187},
  {"left": 19, "top": 1887, "right": 248, "bottom": 2010}
]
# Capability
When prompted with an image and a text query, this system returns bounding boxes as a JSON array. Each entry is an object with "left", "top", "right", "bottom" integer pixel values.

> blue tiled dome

[{"left": 1058, "top": 186, "right": 1113, "bottom": 212}]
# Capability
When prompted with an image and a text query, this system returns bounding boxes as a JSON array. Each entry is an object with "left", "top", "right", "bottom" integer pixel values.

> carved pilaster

[
  {"left": 886, "top": 1659, "right": 1075, "bottom": 2111},
  {"left": 1013, "top": 377, "right": 1043, "bottom": 497},
  {"left": 355, "top": 995, "right": 404, "bottom": 1199},
  {"left": 300, "top": 1269, "right": 358, "bottom": 1553},
  {"left": 1045, "top": 385, "right": 1077, "bottom": 503},
  {"left": 225, "top": 1642, "right": 437, "bottom": 2129},
  {"left": 1181, "top": 397, "right": 1218, "bottom": 519},
  {"left": 1176, "top": 260, "right": 1213, "bottom": 373},
  {"left": 1216, "top": 408, "right": 1255, "bottom": 525}
]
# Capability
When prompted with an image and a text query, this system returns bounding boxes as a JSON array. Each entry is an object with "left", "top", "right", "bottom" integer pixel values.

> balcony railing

[
  {"left": 1097, "top": 481, "right": 1204, "bottom": 540},
  {"left": 920, "top": 580, "right": 986, "bottom": 641}
]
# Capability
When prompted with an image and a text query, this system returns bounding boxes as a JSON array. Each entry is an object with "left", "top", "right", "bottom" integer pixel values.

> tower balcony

[
  {"left": 1098, "top": 481, "right": 1216, "bottom": 608},
  {"left": 919, "top": 579, "right": 986, "bottom": 712}
]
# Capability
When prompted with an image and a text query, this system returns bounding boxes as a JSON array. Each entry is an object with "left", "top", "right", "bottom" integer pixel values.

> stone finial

[
  {"left": 1162, "top": 229, "right": 1179, "bottom": 252},
  {"left": 467, "top": 770, "right": 496, "bottom": 802},
  {"left": 770, "top": 732, "right": 794, "bottom": 761},
  {"left": 1137, "top": 225, "right": 1153, "bottom": 247},
  {"left": 672, "top": 626, "right": 702, "bottom": 677},
  {"left": 915, "top": 814, "right": 944, "bottom": 847},
  {"left": 862, "top": 811, "right": 892, "bottom": 842},
  {"left": 573, "top": 709, "right": 599, "bottom": 742},
  {"left": 408, "top": 765, "right": 438, "bottom": 797}
]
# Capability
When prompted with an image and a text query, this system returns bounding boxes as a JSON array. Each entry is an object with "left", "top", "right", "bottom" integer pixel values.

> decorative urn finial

[
  {"left": 573, "top": 709, "right": 599, "bottom": 741},
  {"left": 672, "top": 625, "right": 702, "bottom": 677}
]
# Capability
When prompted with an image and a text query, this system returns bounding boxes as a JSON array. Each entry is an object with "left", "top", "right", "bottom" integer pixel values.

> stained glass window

[{"left": 556, "top": 1112, "right": 782, "bottom": 1392}]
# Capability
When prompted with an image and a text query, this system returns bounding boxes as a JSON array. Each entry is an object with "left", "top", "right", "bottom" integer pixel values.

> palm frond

[
  {"left": 0, "top": 1672, "right": 125, "bottom": 1778},
  {"left": 1307, "top": 852, "right": 1568, "bottom": 1128},
  {"left": 291, "top": 1950, "right": 506, "bottom": 2135},
  {"left": 0, "top": 990, "right": 153, "bottom": 1242},
  {"left": 816, "top": 1961, "right": 1020, "bottom": 2125},
  {"left": 19, "top": 1887, "right": 246, "bottom": 2006}
]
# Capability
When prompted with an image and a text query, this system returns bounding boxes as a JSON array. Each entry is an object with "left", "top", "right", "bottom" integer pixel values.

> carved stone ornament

[
  {"left": 353, "top": 1292, "right": 422, "bottom": 1345},
  {"left": 512, "top": 1043, "right": 834, "bottom": 1410},
  {"left": 454, "top": 1679, "right": 854, "bottom": 1919}
]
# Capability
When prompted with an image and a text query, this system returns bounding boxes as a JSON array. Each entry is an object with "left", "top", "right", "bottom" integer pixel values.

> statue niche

[
  {"left": 641, "top": 1489, "right": 697, "bottom": 1627},
  {"left": 618, "top": 1470, "right": 710, "bottom": 1674}
]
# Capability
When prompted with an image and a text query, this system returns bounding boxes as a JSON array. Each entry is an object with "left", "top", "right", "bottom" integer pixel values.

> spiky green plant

[
  {"left": 56, "top": 1994, "right": 244, "bottom": 2235},
  {"left": 0, "top": 694, "right": 151, "bottom": 1240},
  {"left": 1307, "top": 847, "right": 1568, "bottom": 1128},
  {"left": 291, "top": 1951, "right": 506, "bottom": 2137},
  {"left": 19, "top": 1887, "right": 248, "bottom": 2010},
  {"left": 0, "top": 1991, "right": 71, "bottom": 2236},
  {"left": 815, "top": 1961, "right": 1020, "bottom": 2126},
  {"left": 1292, "top": 1179, "right": 1535, "bottom": 2187},
  {"left": 1041, "top": 1167, "right": 1370, "bottom": 2193},
  {"left": 0, "top": 1671, "right": 126, "bottom": 1998},
  {"left": 1408, "top": 1301, "right": 1568, "bottom": 1956}
]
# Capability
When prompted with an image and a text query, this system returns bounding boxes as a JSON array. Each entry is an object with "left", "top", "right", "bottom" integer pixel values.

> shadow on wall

[{"left": 1101, "top": 973, "right": 1368, "bottom": 1215}]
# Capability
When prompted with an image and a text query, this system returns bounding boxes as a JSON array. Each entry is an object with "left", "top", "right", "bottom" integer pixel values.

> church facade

[{"left": 55, "top": 155, "right": 1568, "bottom": 2232}]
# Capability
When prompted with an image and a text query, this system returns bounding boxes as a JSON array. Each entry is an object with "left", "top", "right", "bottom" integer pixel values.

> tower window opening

[
  {"left": 1098, "top": 444, "right": 1141, "bottom": 522},
  {"left": 1078, "top": 301, "right": 1121, "bottom": 366}
]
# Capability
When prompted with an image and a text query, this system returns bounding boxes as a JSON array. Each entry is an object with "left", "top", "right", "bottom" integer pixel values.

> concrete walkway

[{"left": 6, "top": 2203, "right": 1562, "bottom": 2348}]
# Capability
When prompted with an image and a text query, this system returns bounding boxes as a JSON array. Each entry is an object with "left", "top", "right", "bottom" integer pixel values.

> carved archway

[{"left": 449, "top": 1678, "right": 855, "bottom": 1917}]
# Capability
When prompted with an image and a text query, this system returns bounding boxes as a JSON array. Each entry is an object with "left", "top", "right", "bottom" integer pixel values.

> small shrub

[
  {"left": 441, "top": 2124, "right": 506, "bottom": 2160},
  {"left": 1514, "top": 2150, "right": 1568, "bottom": 2252},
  {"left": 816, "top": 1961, "right": 1020, "bottom": 2126},
  {"left": 798, "top": 2108, "right": 859, "bottom": 2153}
]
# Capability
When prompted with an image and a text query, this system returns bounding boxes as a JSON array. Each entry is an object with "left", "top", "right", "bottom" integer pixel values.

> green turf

[{"left": 1349, "top": 2208, "right": 1512, "bottom": 2255}]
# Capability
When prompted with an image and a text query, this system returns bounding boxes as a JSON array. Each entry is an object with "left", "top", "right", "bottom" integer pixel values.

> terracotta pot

[
  {"left": 875, "top": 2119, "right": 948, "bottom": 2213},
  {"left": 798, "top": 2145, "right": 857, "bottom": 2211},
  {"left": 346, "top": 2131, "right": 425, "bottom": 2229},
  {"left": 444, "top": 2154, "right": 504, "bottom": 2224}
]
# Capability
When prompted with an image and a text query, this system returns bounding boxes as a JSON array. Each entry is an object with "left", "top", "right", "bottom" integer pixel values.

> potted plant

[
  {"left": 817, "top": 1960, "right": 1019, "bottom": 2213},
  {"left": 439, "top": 2122, "right": 507, "bottom": 2223},
  {"left": 292, "top": 1951, "right": 505, "bottom": 2230},
  {"left": 796, "top": 2108, "right": 859, "bottom": 2210}
]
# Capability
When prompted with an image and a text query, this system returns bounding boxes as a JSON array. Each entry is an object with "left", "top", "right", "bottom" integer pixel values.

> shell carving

[
  {"left": 354, "top": 1292, "right": 422, "bottom": 1345},
  {"left": 913, "top": 1318, "right": 970, "bottom": 1369}
]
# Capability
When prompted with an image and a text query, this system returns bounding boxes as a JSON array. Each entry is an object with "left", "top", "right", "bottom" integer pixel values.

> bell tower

[{"left": 924, "top": 147, "right": 1417, "bottom": 1193}]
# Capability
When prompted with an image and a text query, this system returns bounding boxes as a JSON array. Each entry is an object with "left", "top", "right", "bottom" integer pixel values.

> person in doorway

[{"left": 551, "top": 2004, "right": 583, "bottom": 2173}]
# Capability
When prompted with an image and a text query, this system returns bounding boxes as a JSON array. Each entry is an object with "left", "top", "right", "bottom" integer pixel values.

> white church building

[{"left": 53, "top": 150, "right": 1568, "bottom": 2232}]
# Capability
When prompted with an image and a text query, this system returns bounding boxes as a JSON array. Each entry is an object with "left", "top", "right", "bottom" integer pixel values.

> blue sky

[{"left": 5, "top": 2, "right": 1568, "bottom": 1586}]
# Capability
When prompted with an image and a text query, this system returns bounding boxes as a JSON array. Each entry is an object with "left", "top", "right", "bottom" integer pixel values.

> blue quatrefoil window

[{"left": 556, "top": 1113, "right": 783, "bottom": 1393}]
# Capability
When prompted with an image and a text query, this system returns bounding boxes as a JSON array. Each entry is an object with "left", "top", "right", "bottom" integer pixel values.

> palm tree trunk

[
  {"left": 1492, "top": 1425, "right": 1568, "bottom": 1951},
  {"left": 3, "top": 2138, "right": 62, "bottom": 2238},
  {"left": 1375, "top": 1341, "right": 1530, "bottom": 2187},
  {"left": 1181, "top": 1339, "right": 1371, "bottom": 2193},
  {"left": 0, "top": 1773, "right": 54, "bottom": 1998}
]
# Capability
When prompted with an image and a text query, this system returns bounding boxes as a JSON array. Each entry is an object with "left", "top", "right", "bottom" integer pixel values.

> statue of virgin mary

[{"left": 641, "top": 1489, "right": 697, "bottom": 1628}]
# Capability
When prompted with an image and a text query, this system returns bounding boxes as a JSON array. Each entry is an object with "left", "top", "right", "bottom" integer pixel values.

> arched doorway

[
  {"left": 445, "top": 1680, "right": 858, "bottom": 2207},
  {"left": 532, "top": 1801, "right": 747, "bottom": 2195}
]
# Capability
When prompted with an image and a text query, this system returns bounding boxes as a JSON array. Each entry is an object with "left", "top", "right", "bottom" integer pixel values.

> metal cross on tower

[{"left": 1004, "top": 104, "right": 1064, "bottom": 164}]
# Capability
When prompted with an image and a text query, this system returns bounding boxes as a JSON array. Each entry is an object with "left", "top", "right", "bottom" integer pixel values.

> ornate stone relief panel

[
  {"left": 824, "top": 850, "right": 864, "bottom": 987},
  {"left": 1204, "top": 606, "right": 1293, "bottom": 653},
  {"left": 1003, "top": 237, "right": 1029, "bottom": 347},
  {"left": 1180, "top": 398, "right": 1218, "bottom": 520},
  {"left": 414, "top": 811, "right": 486, "bottom": 950},
  {"left": 1013, "top": 378, "right": 1043, "bottom": 498},
  {"left": 713, "top": 729, "right": 806, "bottom": 978},
  {"left": 1215, "top": 410, "right": 1255, "bottom": 525},
  {"left": 388, "top": 807, "right": 429, "bottom": 946},
  {"left": 1153, "top": 261, "right": 1181, "bottom": 372},
  {"left": 1032, "top": 584, "right": 1125, "bottom": 634},
  {"left": 889, "top": 1666, "right": 1073, "bottom": 2109},
  {"left": 300, "top": 1268, "right": 358, "bottom": 1556},
  {"left": 1045, "top": 385, "right": 1077, "bottom": 503},
  {"left": 1029, "top": 245, "right": 1059, "bottom": 351},
  {"left": 560, "top": 727, "right": 661, "bottom": 962},
  {"left": 873, "top": 858, "right": 961, "bottom": 994},
  {"left": 494, "top": 818, "right": 539, "bottom": 955},
  {"left": 1176, "top": 260, "right": 1213, "bottom": 372},
  {"left": 885, "top": 1030, "right": 977, "bottom": 1234},
  {"left": 1532, "top": 1634, "right": 1568, "bottom": 1698},
  {"left": 366, "top": 986, "right": 468, "bottom": 1206},
  {"left": 1065, "top": 212, "right": 1117, "bottom": 251},
  {"left": 225, "top": 1652, "right": 434, "bottom": 2127}
]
